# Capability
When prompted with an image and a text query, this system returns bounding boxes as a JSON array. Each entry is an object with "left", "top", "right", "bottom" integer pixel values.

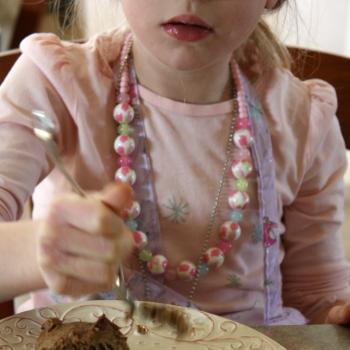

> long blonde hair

[{"left": 59, "top": 0, "right": 291, "bottom": 69}]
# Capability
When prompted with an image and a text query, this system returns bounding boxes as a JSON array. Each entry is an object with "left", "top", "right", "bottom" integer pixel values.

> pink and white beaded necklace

[{"left": 113, "top": 34, "right": 254, "bottom": 302}]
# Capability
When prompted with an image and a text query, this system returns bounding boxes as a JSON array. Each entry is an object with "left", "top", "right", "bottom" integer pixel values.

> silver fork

[{"left": 31, "top": 110, "right": 135, "bottom": 316}]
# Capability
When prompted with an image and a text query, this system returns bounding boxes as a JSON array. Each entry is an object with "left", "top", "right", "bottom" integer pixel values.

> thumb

[
  {"left": 100, "top": 182, "right": 135, "bottom": 259},
  {"left": 99, "top": 182, "right": 134, "bottom": 217},
  {"left": 326, "top": 303, "right": 350, "bottom": 324}
]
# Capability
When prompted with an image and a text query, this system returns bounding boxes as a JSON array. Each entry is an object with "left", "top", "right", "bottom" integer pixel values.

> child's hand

[
  {"left": 326, "top": 302, "right": 350, "bottom": 324},
  {"left": 36, "top": 182, "right": 134, "bottom": 297}
]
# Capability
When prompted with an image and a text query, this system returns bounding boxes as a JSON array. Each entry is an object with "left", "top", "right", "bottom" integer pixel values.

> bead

[
  {"left": 139, "top": 249, "right": 153, "bottom": 262},
  {"left": 228, "top": 191, "right": 250, "bottom": 209},
  {"left": 117, "top": 123, "right": 134, "bottom": 136},
  {"left": 147, "top": 255, "right": 168, "bottom": 274},
  {"left": 204, "top": 247, "right": 225, "bottom": 268},
  {"left": 263, "top": 217, "right": 278, "bottom": 247},
  {"left": 177, "top": 261, "right": 197, "bottom": 280},
  {"left": 124, "top": 201, "right": 141, "bottom": 220},
  {"left": 236, "top": 117, "right": 250, "bottom": 129},
  {"left": 219, "top": 221, "right": 241, "bottom": 241},
  {"left": 230, "top": 210, "right": 244, "bottom": 222},
  {"left": 233, "top": 129, "right": 253, "bottom": 149},
  {"left": 197, "top": 264, "right": 209, "bottom": 277},
  {"left": 113, "top": 103, "right": 135, "bottom": 123},
  {"left": 118, "top": 93, "right": 130, "bottom": 103},
  {"left": 237, "top": 90, "right": 244, "bottom": 99},
  {"left": 114, "top": 135, "right": 136, "bottom": 156},
  {"left": 115, "top": 166, "right": 136, "bottom": 185},
  {"left": 120, "top": 87, "right": 129, "bottom": 95},
  {"left": 218, "top": 240, "right": 233, "bottom": 254},
  {"left": 233, "top": 148, "right": 251, "bottom": 161},
  {"left": 117, "top": 155, "right": 133, "bottom": 167},
  {"left": 232, "top": 159, "right": 253, "bottom": 179},
  {"left": 133, "top": 230, "right": 148, "bottom": 250},
  {"left": 126, "top": 219, "right": 138, "bottom": 231},
  {"left": 235, "top": 178, "right": 249, "bottom": 192},
  {"left": 121, "top": 71, "right": 129, "bottom": 81}
]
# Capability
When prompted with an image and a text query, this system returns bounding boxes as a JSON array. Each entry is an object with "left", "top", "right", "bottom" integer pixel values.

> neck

[{"left": 132, "top": 39, "right": 233, "bottom": 104}]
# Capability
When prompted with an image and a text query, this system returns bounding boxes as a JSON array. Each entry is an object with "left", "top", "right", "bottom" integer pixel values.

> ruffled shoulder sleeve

[
  {"left": 20, "top": 29, "right": 124, "bottom": 82},
  {"left": 302, "top": 79, "right": 342, "bottom": 167}
]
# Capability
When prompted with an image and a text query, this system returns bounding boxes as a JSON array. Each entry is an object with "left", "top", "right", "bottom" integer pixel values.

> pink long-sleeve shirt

[{"left": 0, "top": 30, "right": 349, "bottom": 325}]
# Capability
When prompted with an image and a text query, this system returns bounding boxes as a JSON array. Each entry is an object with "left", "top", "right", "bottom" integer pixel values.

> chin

[{"left": 158, "top": 48, "right": 213, "bottom": 72}]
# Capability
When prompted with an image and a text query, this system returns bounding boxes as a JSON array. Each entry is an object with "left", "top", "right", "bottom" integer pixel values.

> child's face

[{"left": 121, "top": 0, "right": 278, "bottom": 71}]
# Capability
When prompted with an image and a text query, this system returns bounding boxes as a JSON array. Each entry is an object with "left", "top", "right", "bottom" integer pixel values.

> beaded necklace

[{"left": 113, "top": 34, "right": 254, "bottom": 302}]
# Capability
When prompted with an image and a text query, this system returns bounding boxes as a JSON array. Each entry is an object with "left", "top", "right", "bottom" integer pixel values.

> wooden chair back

[
  {"left": 289, "top": 47, "right": 350, "bottom": 149},
  {"left": 0, "top": 49, "right": 21, "bottom": 85},
  {"left": 10, "top": 0, "right": 46, "bottom": 49}
]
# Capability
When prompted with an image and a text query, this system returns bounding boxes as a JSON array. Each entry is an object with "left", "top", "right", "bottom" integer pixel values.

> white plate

[{"left": 0, "top": 300, "right": 286, "bottom": 349}]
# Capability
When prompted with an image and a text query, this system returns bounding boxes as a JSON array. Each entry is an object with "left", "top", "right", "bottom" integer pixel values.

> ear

[{"left": 265, "top": 0, "right": 280, "bottom": 9}]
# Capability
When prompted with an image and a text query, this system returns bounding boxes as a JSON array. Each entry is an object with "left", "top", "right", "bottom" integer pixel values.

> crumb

[{"left": 137, "top": 324, "right": 149, "bottom": 335}]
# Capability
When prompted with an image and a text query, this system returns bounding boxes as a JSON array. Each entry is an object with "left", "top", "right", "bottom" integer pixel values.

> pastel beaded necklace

[{"left": 113, "top": 34, "right": 254, "bottom": 302}]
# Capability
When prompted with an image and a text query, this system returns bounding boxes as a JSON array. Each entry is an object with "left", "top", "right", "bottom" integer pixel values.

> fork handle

[{"left": 45, "top": 139, "right": 86, "bottom": 197}]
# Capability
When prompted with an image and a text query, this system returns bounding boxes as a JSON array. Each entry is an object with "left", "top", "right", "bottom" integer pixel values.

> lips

[
  {"left": 161, "top": 15, "right": 213, "bottom": 42},
  {"left": 164, "top": 15, "right": 212, "bottom": 29}
]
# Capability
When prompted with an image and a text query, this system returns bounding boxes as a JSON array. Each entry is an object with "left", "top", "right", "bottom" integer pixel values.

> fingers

[
  {"left": 48, "top": 194, "right": 125, "bottom": 237},
  {"left": 99, "top": 182, "right": 134, "bottom": 216},
  {"left": 37, "top": 182, "right": 135, "bottom": 296},
  {"left": 48, "top": 182, "right": 134, "bottom": 237},
  {"left": 39, "top": 226, "right": 118, "bottom": 262},
  {"left": 38, "top": 206, "right": 133, "bottom": 279},
  {"left": 41, "top": 223, "right": 133, "bottom": 262},
  {"left": 38, "top": 243, "right": 115, "bottom": 286},
  {"left": 37, "top": 221, "right": 132, "bottom": 296},
  {"left": 40, "top": 267, "right": 114, "bottom": 297},
  {"left": 326, "top": 303, "right": 350, "bottom": 324}
]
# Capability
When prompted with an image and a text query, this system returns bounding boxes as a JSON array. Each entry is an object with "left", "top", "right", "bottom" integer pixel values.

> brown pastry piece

[{"left": 36, "top": 314, "right": 129, "bottom": 350}]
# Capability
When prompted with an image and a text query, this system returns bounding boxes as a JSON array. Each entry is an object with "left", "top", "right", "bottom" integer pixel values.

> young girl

[{"left": 0, "top": 0, "right": 349, "bottom": 326}]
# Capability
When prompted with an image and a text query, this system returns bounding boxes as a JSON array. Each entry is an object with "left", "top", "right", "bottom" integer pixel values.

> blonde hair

[{"left": 59, "top": 0, "right": 291, "bottom": 69}]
